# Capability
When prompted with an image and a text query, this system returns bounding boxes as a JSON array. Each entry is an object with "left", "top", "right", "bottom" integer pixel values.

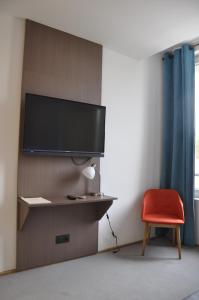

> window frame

[{"left": 195, "top": 50, "right": 199, "bottom": 198}]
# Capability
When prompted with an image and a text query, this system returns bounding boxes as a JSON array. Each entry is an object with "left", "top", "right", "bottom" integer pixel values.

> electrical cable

[
  {"left": 71, "top": 157, "right": 91, "bottom": 166},
  {"left": 106, "top": 213, "right": 120, "bottom": 253},
  {"left": 71, "top": 158, "right": 119, "bottom": 252}
]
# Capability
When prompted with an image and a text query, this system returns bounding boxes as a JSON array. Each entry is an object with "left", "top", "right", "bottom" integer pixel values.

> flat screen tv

[{"left": 22, "top": 94, "right": 106, "bottom": 157}]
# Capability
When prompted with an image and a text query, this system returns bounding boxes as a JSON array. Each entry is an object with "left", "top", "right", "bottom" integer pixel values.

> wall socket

[{"left": 56, "top": 234, "right": 70, "bottom": 244}]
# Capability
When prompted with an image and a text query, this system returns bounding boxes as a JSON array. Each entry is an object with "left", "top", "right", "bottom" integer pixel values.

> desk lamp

[{"left": 82, "top": 163, "right": 103, "bottom": 196}]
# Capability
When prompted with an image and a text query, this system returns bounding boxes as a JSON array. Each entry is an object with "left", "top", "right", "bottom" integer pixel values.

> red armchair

[{"left": 141, "top": 189, "right": 185, "bottom": 259}]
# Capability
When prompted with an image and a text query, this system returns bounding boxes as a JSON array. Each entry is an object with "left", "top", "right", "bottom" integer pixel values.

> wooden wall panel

[
  {"left": 17, "top": 205, "right": 98, "bottom": 271},
  {"left": 22, "top": 21, "right": 102, "bottom": 104},
  {"left": 17, "top": 20, "right": 102, "bottom": 270},
  {"left": 18, "top": 20, "right": 102, "bottom": 197}
]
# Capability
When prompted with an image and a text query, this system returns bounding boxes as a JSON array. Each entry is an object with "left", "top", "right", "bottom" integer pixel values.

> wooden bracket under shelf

[{"left": 18, "top": 201, "right": 30, "bottom": 231}]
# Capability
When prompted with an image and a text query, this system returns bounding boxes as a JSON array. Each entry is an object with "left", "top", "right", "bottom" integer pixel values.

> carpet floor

[{"left": 0, "top": 238, "right": 199, "bottom": 300}]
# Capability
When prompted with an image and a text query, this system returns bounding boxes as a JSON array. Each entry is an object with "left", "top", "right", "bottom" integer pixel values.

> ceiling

[{"left": 1, "top": 0, "right": 199, "bottom": 59}]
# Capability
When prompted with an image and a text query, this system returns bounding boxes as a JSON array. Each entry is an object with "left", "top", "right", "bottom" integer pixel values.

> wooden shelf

[{"left": 18, "top": 195, "right": 117, "bottom": 230}]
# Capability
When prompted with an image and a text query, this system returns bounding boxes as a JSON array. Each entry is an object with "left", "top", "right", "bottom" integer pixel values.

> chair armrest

[
  {"left": 176, "top": 197, "right": 185, "bottom": 221},
  {"left": 141, "top": 197, "right": 153, "bottom": 220}
]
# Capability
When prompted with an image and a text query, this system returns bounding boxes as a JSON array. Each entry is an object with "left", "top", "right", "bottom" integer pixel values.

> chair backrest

[{"left": 142, "top": 189, "right": 184, "bottom": 219}]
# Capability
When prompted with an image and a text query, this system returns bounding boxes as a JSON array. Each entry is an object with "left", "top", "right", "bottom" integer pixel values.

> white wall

[
  {"left": 0, "top": 13, "right": 24, "bottom": 272},
  {"left": 99, "top": 48, "right": 162, "bottom": 250}
]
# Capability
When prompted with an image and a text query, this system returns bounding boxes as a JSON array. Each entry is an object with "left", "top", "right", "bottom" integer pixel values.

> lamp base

[{"left": 87, "top": 192, "right": 104, "bottom": 197}]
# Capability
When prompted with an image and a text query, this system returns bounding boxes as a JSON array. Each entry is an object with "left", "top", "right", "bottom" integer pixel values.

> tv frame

[{"left": 22, "top": 94, "right": 106, "bottom": 158}]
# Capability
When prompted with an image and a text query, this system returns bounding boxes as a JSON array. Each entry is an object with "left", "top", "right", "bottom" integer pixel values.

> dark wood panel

[
  {"left": 17, "top": 20, "right": 103, "bottom": 270},
  {"left": 22, "top": 20, "right": 102, "bottom": 104},
  {"left": 18, "top": 155, "right": 100, "bottom": 197},
  {"left": 18, "top": 20, "right": 102, "bottom": 197},
  {"left": 17, "top": 204, "right": 98, "bottom": 271}
]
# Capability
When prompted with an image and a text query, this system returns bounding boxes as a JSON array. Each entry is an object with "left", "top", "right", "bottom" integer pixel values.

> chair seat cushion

[{"left": 142, "top": 213, "right": 184, "bottom": 224}]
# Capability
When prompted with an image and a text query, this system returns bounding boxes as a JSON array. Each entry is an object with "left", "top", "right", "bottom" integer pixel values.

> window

[{"left": 195, "top": 55, "right": 199, "bottom": 198}]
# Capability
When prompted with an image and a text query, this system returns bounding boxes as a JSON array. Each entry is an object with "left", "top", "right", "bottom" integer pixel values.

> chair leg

[
  {"left": 176, "top": 225, "right": 181, "bottom": 259},
  {"left": 147, "top": 225, "right": 151, "bottom": 244},
  {"left": 141, "top": 223, "right": 149, "bottom": 256},
  {"left": 172, "top": 228, "right": 176, "bottom": 245}
]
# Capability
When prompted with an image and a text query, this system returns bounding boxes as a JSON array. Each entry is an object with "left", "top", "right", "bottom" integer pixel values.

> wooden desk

[
  {"left": 17, "top": 195, "right": 117, "bottom": 271},
  {"left": 18, "top": 195, "right": 116, "bottom": 230}
]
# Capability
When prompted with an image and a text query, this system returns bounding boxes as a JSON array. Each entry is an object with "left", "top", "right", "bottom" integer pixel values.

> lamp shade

[{"left": 82, "top": 164, "right": 96, "bottom": 180}]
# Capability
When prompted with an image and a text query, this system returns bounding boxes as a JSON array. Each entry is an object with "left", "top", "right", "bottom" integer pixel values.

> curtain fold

[{"left": 160, "top": 44, "right": 195, "bottom": 246}]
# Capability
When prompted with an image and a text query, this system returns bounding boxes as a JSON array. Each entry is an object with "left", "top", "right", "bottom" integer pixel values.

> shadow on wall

[{"left": 0, "top": 14, "right": 24, "bottom": 272}]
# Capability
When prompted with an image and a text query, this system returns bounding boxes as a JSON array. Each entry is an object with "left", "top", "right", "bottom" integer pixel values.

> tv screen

[{"left": 22, "top": 94, "right": 106, "bottom": 157}]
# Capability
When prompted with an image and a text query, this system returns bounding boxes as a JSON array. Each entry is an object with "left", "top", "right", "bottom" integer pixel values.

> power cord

[
  {"left": 106, "top": 213, "right": 120, "bottom": 253},
  {"left": 71, "top": 157, "right": 91, "bottom": 166}
]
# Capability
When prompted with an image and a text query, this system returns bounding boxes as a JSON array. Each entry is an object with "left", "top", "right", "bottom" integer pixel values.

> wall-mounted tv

[{"left": 22, "top": 94, "right": 106, "bottom": 157}]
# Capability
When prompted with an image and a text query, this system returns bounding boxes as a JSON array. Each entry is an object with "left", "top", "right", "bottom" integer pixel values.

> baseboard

[
  {"left": 0, "top": 239, "right": 146, "bottom": 275},
  {"left": 98, "top": 239, "right": 144, "bottom": 253},
  {"left": 0, "top": 269, "right": 16, "bottom": 276}
]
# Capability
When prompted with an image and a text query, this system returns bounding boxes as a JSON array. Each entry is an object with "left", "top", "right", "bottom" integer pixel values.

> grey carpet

[
  {"left": 183, "top": 290, "right": 199, "bottom": 300},
  {"left": 1, "top": 238, "right": 199, "bottom": 300}
]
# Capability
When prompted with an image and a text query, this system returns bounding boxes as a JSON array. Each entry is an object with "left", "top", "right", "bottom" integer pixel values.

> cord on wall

[
  {"left": 71, "top": 157, "right": 91, "bottom": 166},
  {"left": 106, "top": 213, "right": 120, "bottom": 253}
]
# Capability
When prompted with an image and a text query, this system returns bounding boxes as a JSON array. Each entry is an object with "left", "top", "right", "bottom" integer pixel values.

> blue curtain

[{"left": 161, "top": 44, "right": 195, "bottom": 246}]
